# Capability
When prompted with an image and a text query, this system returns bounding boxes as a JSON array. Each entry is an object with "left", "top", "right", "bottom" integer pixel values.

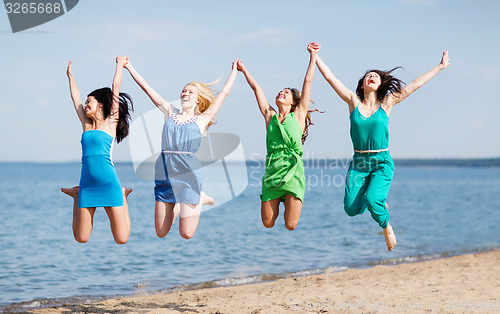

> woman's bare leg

[
  {"left": 105, "top": 187, "right": 133, "bottom": 244},
  {"left": 178, "top": 203, "right": 202, "bottom": 239},
  {"left": 61, "top": 187, "right": 96, "bottom": 243},
  {"left": 261, "top": 198, "right": 281, "bottom": 228},
  {"left": 155, "top": 201, "right": 179, "bottom": 238},
  {"left": 283, "top": 194, "right": 302, "bottom": 231}
]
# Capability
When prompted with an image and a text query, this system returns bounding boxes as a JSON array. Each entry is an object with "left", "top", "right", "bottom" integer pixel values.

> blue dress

[
  {"left": 78, "top": 130, "right": 123, "bottom": 208},
  {"left": 154, "top": 110, "right": 202, "bottom": 204}
]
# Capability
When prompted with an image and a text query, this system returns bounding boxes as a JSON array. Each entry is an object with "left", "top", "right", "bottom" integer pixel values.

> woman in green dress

[{"left": 237, "top": 42, "right": 320, "bottom": 230}]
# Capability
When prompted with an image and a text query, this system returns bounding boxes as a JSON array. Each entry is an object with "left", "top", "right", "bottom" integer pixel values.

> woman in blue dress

[
  {"left": 124, "top": 58, "right": 239, "bottom": 239},
  {"left": 61, "top": 57, "right": 134, "bottom": 244}
]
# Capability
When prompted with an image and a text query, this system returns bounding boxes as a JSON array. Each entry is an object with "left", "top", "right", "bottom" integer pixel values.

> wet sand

[{"left": 31, "top": 250, "right": 500, "bottom": 313}]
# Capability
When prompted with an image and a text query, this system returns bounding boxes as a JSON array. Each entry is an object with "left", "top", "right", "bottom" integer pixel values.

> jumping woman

[
  {"left": 237, "top": 42, "right": 320, "bottom": 231},
  {"left": 123, "top": 58, "right": 239, "bottom": 239},
  {"left": 315, "top": 45, "right": 450, "bottom": 250},
  {"left": 61, "top": 57, "right": 134, "bottom": 244}
]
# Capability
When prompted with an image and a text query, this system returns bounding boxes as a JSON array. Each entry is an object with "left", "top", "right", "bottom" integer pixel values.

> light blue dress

[
  {"left": 78, "top": 130, "right": 123, "bottom": 208},
  {"left": 154, "top": 110, "right": 202, "bottom": 204}
]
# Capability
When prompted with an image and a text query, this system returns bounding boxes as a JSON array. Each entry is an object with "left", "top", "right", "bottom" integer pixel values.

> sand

[{"left": 31, "top": 250, "right": 499, "bottom": 313}]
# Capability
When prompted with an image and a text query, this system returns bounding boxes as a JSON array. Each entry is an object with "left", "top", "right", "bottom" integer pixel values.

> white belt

[
  {"left": 354, "top": 148, "right": 389, "bottom": 154},
  {"left": 162, "top": 150, "right": 194, "bottom": 155}
]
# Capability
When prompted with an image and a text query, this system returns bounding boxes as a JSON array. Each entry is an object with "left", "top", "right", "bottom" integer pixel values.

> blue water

[{"left": 0, "top": 162, "right": 499, "bottom": 311}]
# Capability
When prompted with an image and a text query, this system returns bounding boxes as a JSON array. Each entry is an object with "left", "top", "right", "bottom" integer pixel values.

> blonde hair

[
  {"left": 186, "top": 81, "right": 219, "bottom": 129},
  {"left": 185, "top": 81, "right": 216, "bottom": 113}
]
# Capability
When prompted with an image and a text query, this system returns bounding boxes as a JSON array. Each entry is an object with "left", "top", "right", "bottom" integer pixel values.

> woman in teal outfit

[
  {"left": 315, "top": 45, "right": 451, "bottom": 250},
  {"left": 61, "top": 57, "right": 134, "bottom": 244}
]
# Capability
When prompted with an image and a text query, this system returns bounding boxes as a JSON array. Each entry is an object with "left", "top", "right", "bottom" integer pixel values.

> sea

[{"left": 0, "top": 160, "right": 499, "bottom": 312}]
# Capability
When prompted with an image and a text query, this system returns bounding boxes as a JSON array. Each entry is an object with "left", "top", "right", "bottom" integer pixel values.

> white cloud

[
  {"left": 232, "top": 28, "right": 296, "bottom": 45},
  {"left": 462, "top": 67, "right": 500, "bottom": 80},
  {"left": 37, "top": 100, "right": 52, "bottom": 108},
  {"left": 469, "top": 114, "right": 490, "bottom": 130},
  {"left": 6, "top": 73, "right": 56, "bottom": 93},
  {"left": 453, "top": 67, "right": 500, "bottom": 83},
  {"left": 0, "top": 106, "right": 14, "bottom": 113},
  {"left": 397, "top": 0, "right": 436, "bottom": 6},
  {"left": 59, "top": 20, "right": 215, "bottom": 46},
  {"left": 477, "top": 68, "right": 500, "bottom": 80}
]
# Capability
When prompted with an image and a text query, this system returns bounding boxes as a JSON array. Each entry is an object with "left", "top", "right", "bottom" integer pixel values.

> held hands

[
  {"left": 116, "top": 56, "right": 129, "bottom": 68},
  {"left": 236, "top": 59, "right": 246, "bottom": 73},
  {"left": 440, "top": 50, "right": 451, "bottom": 69},
  {"left": 307, "top": 42, "right": 320, "bottom": 54},
  {"left": 232, "top": 58, "right": 241, "bottom": 71},
  {"left": 122, "top": 56, "right": 132, "bottom": 70}
]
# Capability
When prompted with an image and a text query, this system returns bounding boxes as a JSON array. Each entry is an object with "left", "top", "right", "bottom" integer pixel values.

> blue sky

[{"left": 1, "top": 0, "right": 499, "bottom": 162}]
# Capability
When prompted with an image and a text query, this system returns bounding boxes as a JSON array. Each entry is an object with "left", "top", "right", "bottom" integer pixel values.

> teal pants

[{"left": 343, "top": 151, "right": 394, "bottom": 229}]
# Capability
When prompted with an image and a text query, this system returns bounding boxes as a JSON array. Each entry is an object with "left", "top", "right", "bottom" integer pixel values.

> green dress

[{"left": 261, "top": 112, "right": 305, "bottom": 202}]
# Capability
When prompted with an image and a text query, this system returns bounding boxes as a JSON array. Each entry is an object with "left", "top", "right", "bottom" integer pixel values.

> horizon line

[{"left": 1, "top": 157, "right": 499, "bottom": 165}]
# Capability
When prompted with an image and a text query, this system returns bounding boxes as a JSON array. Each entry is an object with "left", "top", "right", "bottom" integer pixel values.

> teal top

[{"left": 349, "top": 103, "right": 389, "bottom": 151}]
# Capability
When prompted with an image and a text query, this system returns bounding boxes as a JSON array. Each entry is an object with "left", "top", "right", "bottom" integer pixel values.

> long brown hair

[
  {"left": 287, "top": 87, "right": 322, "bottom": 144},
  {"left": 355, "top": 67, "right": 405, "bottom": 102}
]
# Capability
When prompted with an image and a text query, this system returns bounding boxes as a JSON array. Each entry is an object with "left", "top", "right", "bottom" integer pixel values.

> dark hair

[
  {"left": 88, "top": 87, "right": 134, "bottom": 143},
  {"left": 355, "top": 67, "right": 405, "bottom": 102},
  {"left": 287, "top": 87, "right": 322, "bottom": 144}
]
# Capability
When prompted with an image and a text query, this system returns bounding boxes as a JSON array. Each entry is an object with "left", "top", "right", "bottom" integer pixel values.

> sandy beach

[{"left": 29, "top": 250, "right": 499, "bottom": 313}]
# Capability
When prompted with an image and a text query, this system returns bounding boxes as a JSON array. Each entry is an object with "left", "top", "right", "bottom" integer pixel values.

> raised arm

[
  {"left": 316, "top": 50, "right": 358, "bottom": 111},
  {"left": 66, "top": 60, "right": 90, "bottom": 129},
  {"left": 110, "top": 56, "right": 127, "bottom": 122},
  {"left": 201, "top": 59, "right": 239, "bottom": 120},
  {"left": 294, "top": 43, "right": 319, "bottom": 119},
  {"left": 386, "top": 50, "right": 451, "bottom": 109},
  {"left": 123, "top": 59, "right": 172, "bottom": 115},
  {"left": 237, "top": 60, "right": 275, "bottom": 125}
]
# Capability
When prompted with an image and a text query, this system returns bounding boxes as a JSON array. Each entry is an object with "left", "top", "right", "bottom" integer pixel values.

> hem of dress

[
  {"left": 260, "top": 191, "right": 304, "bottom": 203},
  {"left": 78, "top": 202, "right": 124, "bottom": 208},
  {"left": 155, "top": 197, "right": 201, "bottom": 205}
]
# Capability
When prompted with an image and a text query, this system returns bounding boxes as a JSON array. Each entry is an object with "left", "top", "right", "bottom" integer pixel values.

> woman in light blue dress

[
  {"left": 124, "top": 58, "right": 239, "bottom": 239},
  {"left": 61, "top": 57, "right": 134, "bottom": 244}
]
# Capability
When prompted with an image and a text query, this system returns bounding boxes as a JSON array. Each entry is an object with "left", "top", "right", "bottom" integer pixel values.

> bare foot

[
  {"left": 61, "top": 186, "right": 79, "bottom": 198},
  {"left": 123, "top": 187, "right": 133, "bottom": 198},
  {"left": 384, "top": 224, "right": 397, "bottom": 251},
  {"left": 200, "top": 191, "right": 214, "bottom": 206}
]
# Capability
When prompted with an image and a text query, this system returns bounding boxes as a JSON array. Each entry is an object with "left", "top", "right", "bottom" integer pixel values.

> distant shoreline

[
  {"left": 304, "top": 157, "right": 500, "bottom": 168},
  {"left": 2, "top": 157, "right": 499, "bottom": 168}
]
